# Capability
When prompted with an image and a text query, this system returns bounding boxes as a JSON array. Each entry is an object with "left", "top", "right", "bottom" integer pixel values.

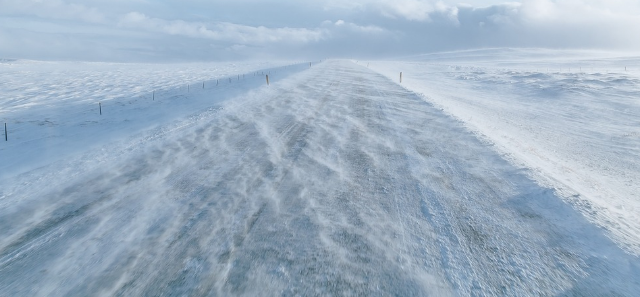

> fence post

[
  {"left": 400, "top": 72, "right": 403, "bottom": 83},
  {"left": 99, "top": 102, "right": 102, "bottom": 115},
  {"left": 4, "top": 123, "right": 7, "bottom": 141},
  {"left": 266, "top": 75, "right": 269, "bottom": 86}
]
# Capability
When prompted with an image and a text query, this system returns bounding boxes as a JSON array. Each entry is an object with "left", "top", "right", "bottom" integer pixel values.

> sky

[{"left": 1, "top": 0, "right": 640, "bottom": 62}]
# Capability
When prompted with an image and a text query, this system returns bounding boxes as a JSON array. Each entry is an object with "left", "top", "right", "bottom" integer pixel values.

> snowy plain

[
  {"left": 0, "top": 59, "right": 297, "bottom": 178},
  {"left": 368, "top": 48, "right": 640, "bottom": 257},
  {"left": 0, "top": 54, "right": 639, "bottom": 296}
]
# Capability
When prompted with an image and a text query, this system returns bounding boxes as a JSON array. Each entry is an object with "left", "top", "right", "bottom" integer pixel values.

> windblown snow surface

[
  {"left": 368, "top": 48, "right": 640, "bottom": 257},
  {"left": 1, "top": 56, "right": 639, "bottom": 296},
  {"left": 0, "top": 60, "right": 292, "bottom": 177}
]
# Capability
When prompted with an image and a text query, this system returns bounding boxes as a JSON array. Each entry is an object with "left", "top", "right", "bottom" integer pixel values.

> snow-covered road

[{"left": 1, "top": 60, "right": 638, "bottom": 296}]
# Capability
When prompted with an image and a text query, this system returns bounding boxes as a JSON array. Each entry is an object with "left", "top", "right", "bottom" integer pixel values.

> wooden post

[
  {"left": 400, "top": 72, "right": 403, "bottom": 83},
  {"left": 99, "top": 102, "right": 102, "bottom": 115},
  {"left": 266, "top": 75, "right": 270, "bottom": 86},
  {"left": 4, "top": 123, "right": 7, "bottom": 141}
]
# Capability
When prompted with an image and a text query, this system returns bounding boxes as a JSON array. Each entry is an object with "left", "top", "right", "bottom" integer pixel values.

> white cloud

[
  {"left": 0, "top": 0, "right": 107, "bottom": 23},
  {"left": 118, "top": 12, "right": 326, "bottom": 44},
  {"left": 323, "top": 20, "right": 388, "bottom": 34},
  {"left": 322, "top": 0, "right": 444, "bottom": 21},
  {"left": 378, "top": 0, "right": 437, "bottom": 21},
  {"left": 2, "top": 0, "right": 640, "bottom": 61}
]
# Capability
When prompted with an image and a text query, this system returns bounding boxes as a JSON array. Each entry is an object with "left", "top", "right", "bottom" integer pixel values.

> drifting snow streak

[{"left": 0, "top": 61, "right": 638, "bottom": 296}]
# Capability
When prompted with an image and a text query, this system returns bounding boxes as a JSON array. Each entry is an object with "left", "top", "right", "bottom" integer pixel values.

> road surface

[{"left": 1, "top": 60, "right": 638, "bottom": 296}]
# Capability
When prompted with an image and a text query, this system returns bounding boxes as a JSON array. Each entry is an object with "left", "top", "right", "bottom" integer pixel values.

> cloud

[
  {"left": 462, "top": 1, "right": 640, "bottom": 49},
  {"left": 377, "top": 0, "right": 438, "bottom": 21},
  {"left": 1, "top": 0, "right": 639, "bottom": 61},
  {"left": 321, "top": 0, "right": 455, "bottom": 22},
  {"left": 118, "top": 12, "right": 326, "bottom": 44},
  {"left": 324, "top": 19, "right": 388, "bottom": 34},
  {"left": 0, "top": 0, "right": 107, "bottom": 23}
]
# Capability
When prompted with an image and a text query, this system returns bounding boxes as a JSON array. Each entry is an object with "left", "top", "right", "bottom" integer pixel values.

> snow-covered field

[
  {"left": 369, "top": 49, "right": 640, "bottom": 256},
  {"left": 1, "top": 54, "right": 639, "bottom": 296},
  {"left": 0, "top": 59, "right": 300, "bottom": 177}
]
